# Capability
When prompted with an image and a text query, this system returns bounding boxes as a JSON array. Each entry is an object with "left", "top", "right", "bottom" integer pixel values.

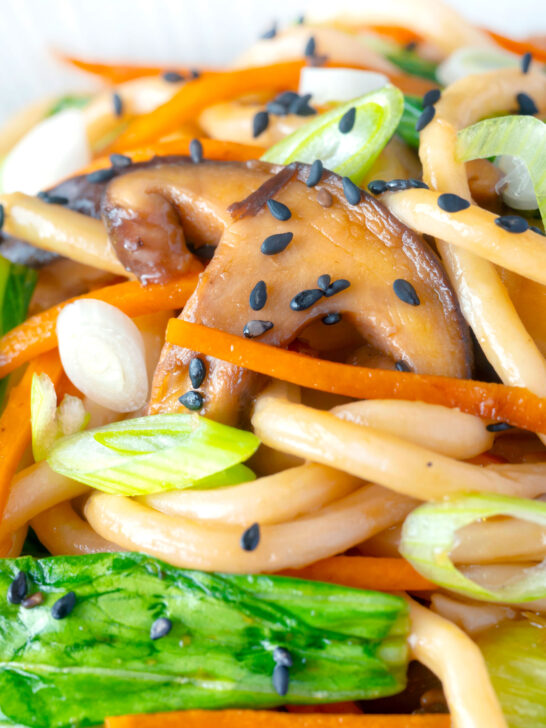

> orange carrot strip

[
  {"left": 0, "top": 271, "right": 201, "bottom": 379},
  {"left": 281, "top": 557, "right": 433, "bottom": 592},
  {"left": 166, "top": 319, "right": 546, "bottom": 433},
  {"left": 58, "top": 54, "right": 215, "bottom": 85},
  {"left": 105, "top": 710, "right": 450, "bottom": 728},
  {"left": 367, "top": 25, "right": 421, "bottom": 45},
  {"left": 487, "top": 31, "right": 546, "bottom": 62},
  {"left": 0, "top": 350, "right": 62, "bottom": 521},
  {"left": 110, "top": 62, "right": 305, "bottom": 152},
  {"left": 79, "top": 137, "right": 266, "bottom": 176}
]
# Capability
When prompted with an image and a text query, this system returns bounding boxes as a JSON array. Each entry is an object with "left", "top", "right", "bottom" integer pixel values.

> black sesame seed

[
  {"left": 261, "top": 232, "right": 293, "bottom": 255},
  {"left": 273, "top": 646, "right": 293, "bottom": 667},
  {"left": 289, "top": 93, "right": 316, "bottom": 116},
  {"left": 179, "top": 391, "right": 204, "bottom": 411},
  {"left": 296, "top": 14, "right": 305, "bottom": 24},
  {"left": 306, "top": 159, "right": 323, "bottom": 187},
  {"left": 51, "top": 591, "right": 76, "bottom": 620},
  {"left": 494, "top": 214, "right": 529, "bottom": 233},
  {"left": 530, "top": 225, "right": 546, "bottom": 237},
  {"left": 415, "top": 105, "right": 435, "bottom": 132},
  {"left": 422, "top": 88, "right": 441, "bottom": 107},
  {"left": 0, "top": 203, "right": 4, "bottom": 230},
  {"left": 290, "top": 288, "right": 324, "bottom": 311},
  {"left": 486, "top": 422, "right": 514, "bottom": 432},
  {"left": 408, "top": 178, "right": 429, "bottom": 189},
  {"left": 189, "top": 69, "right": 201, "bottom": 79},
  {"left": 317, "top": 274, "right": 331, "bottom": 291},
  {"left": 86, "top": 167, "right": 117, "bottom": 184},
  {"left": 322, "top": 312, "right": 342, "bottom": 325},
  {"left": 112, "top": 92, "right": 123, "bottom": 117},
  {"left": 162, "top": 70, "right": 184, "bottom": 83},
  {"left": 267, "top": 198, "right": 291, "bottom": 221},
  {"left": 272, "top": 664, "right": 290, "bottom": 696},
  {"left": 189, "top": 357, "right": 206, "bottom": 389},
  {"left": 517, "top": 92, "right": 538, "bottom": 116},
  {"left": 395, "top": 360, "right": 412, "bottom": 372},
  {"left": 339, "top": 106, "right": 356, "bottom": 134},
  {"left": 109, "top": 153, "right": 132, "bottom": 168},
  {"left": 266, "top": 100, "right": 289, "bottom": 116},
  {"left": 37, "top": 191, "right": 69, "bottom": 205},
  {"left": 252, "top": 110, "right": 270, "bottom": 138},
  {"left": 249, "top": 280, "right": 267, "bottom": 311},
  {"left": 521, "top": 52, "right": 532, "bottom": 74},
  {"left": 342, "top": 177, "right": 361, "bottom": 205},
  {"left": 7, "top": 571, "right": 27, "bottom": 604},
  {"left": 393, "top": 279, "right": 420, "bottom": 306},
  {"left": 189, "top": 138, "right": 203, "bottom": 164},
  {"left": 385, "top": 178, "right": 410, "bottom": 191},
  {"left": 304, "top": 36, "right": 316, "bottom": 57},
  {"left": 150, "top": 616, "right": 172, "bottom": 640},
  {"left": 22, "top": 591, "right": 44, "bottom": 609},
  {"left": 261, "top": 22, "right": 277, "bottom": 40},
  {"left": 243, "top": 320, "right": 274, "bottom": 338},
  {"left": 437, "top": 193, "right": 470, "bottom": 213},
  {"left": 240, "top": 522, "right": 260, "bottom": 551},
  {"left": 324, "top": 279, "right": 350, "bottom": 297},
  {"left": 274, "top": 91, "right": 299, "bottom": 107},
  {"left": 405, "top": 41, "right": 418, "bottom": 52},
  {"left": 368, "top": 180, "right": 387, "bottom": 195}
]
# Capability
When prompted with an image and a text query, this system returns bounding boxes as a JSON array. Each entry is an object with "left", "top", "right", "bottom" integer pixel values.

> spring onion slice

[
  {"left": 31, "top": 373, "right": 89, "bottom": 462},
  {"left": 48, "top": 413, "right": 260, "bottom": 496},
  {"left": 400, "top": 492, "right": 546, "bottom": 603},
  {"left": 477, "top": 618, "right": 546, "bottom": 728},
  {"left": 262, "top": 85, "right": 404, "bottom": 184},
  {"left": 396, "top": 95, "right": 423, "bottom": 149},
  {"left": 456, "top": 115, "right": 546, "bottom": 226},
  {"left": 437, "top": 47, "right": 518, "bottom": 86}
]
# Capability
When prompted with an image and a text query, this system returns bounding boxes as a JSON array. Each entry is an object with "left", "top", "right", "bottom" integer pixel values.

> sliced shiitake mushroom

[{"left": 101, "top": 158, "right": 472, "bottom": 424}]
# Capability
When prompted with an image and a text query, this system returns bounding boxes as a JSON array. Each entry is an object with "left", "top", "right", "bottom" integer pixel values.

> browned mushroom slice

[{"left": 103, "top": 159, "right": 472, "bottom": 424}]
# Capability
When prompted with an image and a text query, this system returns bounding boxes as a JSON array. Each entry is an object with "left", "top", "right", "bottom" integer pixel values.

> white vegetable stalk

[
  {"left": 1, "top": 109, "right": 91, "bottom": 195},
  {"left": 436, "top": 47, "right": 519, "bottom": 86},
  {"left": 299, "top": 67, "right": 388, "bottom": 106},
  {"left": 56, "top": 299, "right": 149, "bottom": 413}
]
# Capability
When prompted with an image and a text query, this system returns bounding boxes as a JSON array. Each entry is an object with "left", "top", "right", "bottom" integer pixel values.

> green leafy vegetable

[
  {"left": 400, "top": 492, "right": 546, "bottom": 603},
  {"left": 456, "top": 115, "right": 546, "bottom": 227},
  {"left": 262, "top": 85, "right": 404, "bottom": 184},
  {"left": 46, "top": 94, "right": 90, "bottom": 117},
  {"left": 396, "top": 95, "right": 423, "bottom": 149},
  {"left": 31, "top": 373, "right": 89, "bottom": 461},
  {"left": 478, "top": 618, "right": 546, "bottom": 728},
  {"left": 0, "top": 552, "right": 409, "bottom": 727},
  {"left": 47, "top": 413, "right": 260, "bottom": 496},
  {"left": 0, "top": 256, "right": 38, "bottom": 406}
]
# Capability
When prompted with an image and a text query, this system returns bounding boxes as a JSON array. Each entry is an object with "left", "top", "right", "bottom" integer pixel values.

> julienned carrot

[
  {"left": 105, "top": 711, "right": 451, "bottom": 728},
  {"left": 367, "top": 25, "right": 421, "bottom": 45},
  {"left": 0, "top": 270, "right": 201, "bottom": 379},
  {"left": 110, "top": 62, "right": 305, "bottom": 152},
  {"left": 166, "top": 319, "right": 546, "bottom": 433},
  {"left": 58, "top": 54, "right": 215, "bottom": 85},
  {"left": 0, "top": 350, "right": 62, "bottom": 521},
  {"left": 79, "top": 137, "right": 266, "bottom": 176},
  {"left": 487, "top": 31, "right": 546, "bottom": 62},
  {"left": 281, "top": 557, "right": 433, "bottom": 592}
]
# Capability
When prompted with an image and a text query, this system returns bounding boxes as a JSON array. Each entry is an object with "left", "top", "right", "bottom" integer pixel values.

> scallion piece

[
  {"left": 262, "top": 85, "right": 404, "bottom": 184},
  {"left": 478, "top": 618, "right": 546, "bottom": 728},
  {"left": 456, "top": 115, "right": 546, "bottom": 227},
  {"left": 47, "top": 413, "right": 260, "bottom": 496},
  {"left": 400, "top": 492, "right": 546, "bottom": 603}
]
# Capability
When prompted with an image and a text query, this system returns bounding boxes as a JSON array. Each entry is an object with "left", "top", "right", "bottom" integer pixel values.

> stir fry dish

[{"left": 0, "top": 1, "right": 545, "bottom": 726}]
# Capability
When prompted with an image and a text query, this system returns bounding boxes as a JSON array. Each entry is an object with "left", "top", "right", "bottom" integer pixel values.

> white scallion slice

[
  {"left": 56, "top": 299, "right": 149, "bottom": 413},
  {"left": 298, "top": 67, "right": 388, "bottom": 106},
  {"left": 47, "top": 413, "right": 260, "bottom": 496},
  {"left": 495, "top": 155, "right": 538, "bottom": 211},
  {"left": 457, "top": 115, "right": 546, "bottom": 227},
  {"left": 400, "top": 492, "right": 546, "bottom": 603},
  {"left": 2, "top": 108, "right": 91, "bottom": 195},
  {"left": 436, "top": 46, "right": 519, "bottom": 86}
]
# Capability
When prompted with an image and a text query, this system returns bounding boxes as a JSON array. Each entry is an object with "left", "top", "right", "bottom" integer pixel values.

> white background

[{"left": 0, "top": 0, "right": 543, "bottom": 122}]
